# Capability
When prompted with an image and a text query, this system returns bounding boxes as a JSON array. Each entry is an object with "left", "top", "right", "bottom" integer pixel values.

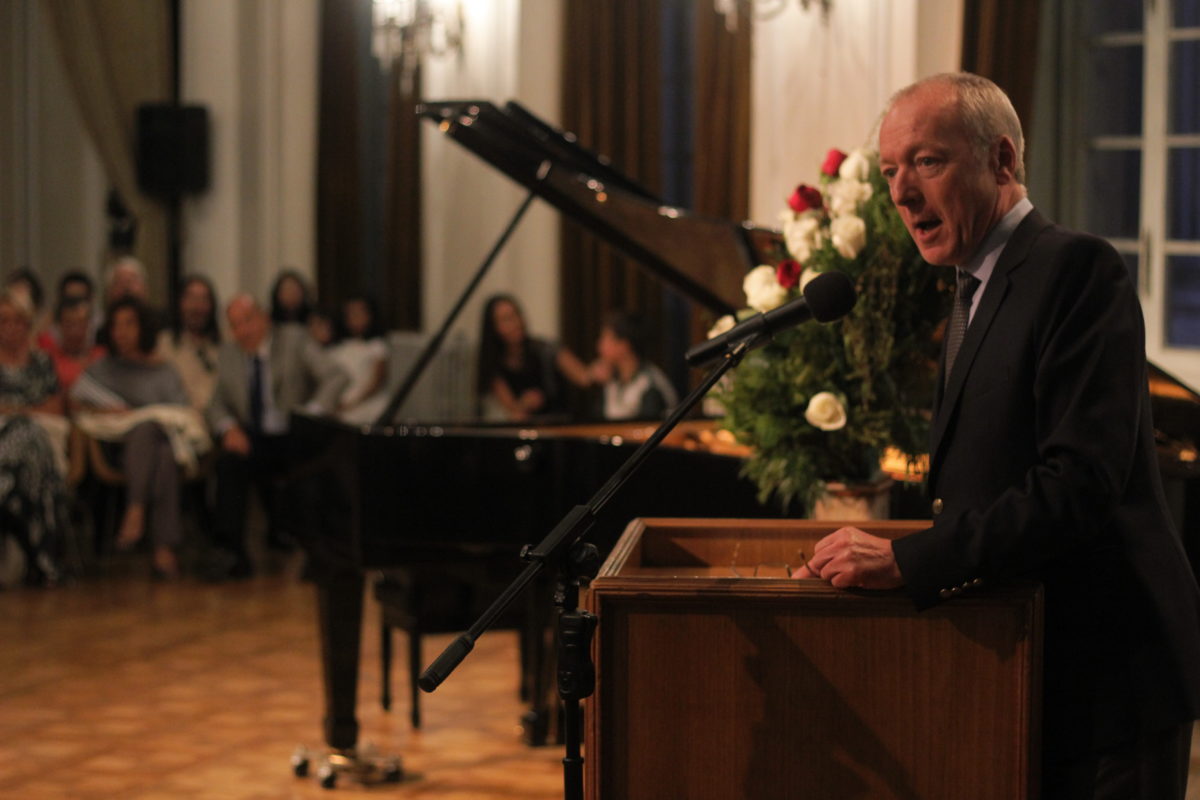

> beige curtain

[{"left": 44, "top": 0, "right": 172, "bottom": 302}]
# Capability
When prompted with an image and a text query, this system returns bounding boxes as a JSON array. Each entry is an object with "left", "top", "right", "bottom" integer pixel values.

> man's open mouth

[{"left": 915, "top": 218, "right": 941, "bottom": 232}]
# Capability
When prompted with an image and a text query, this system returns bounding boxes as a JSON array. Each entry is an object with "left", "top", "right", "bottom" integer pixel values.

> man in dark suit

[
  {"left": 207, "top": 293, "right": 348, "bottom": 577},
  {"left": 796, "top": 73, "right": 1200, "bottom": 798}
]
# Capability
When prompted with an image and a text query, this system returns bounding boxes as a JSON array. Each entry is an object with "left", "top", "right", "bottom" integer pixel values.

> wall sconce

[
  {"left": 714, "top": 0, "right": 832, "bottom": 32},
  {"left": 372, "top": 0, "right": 464, "bottom": 91}
]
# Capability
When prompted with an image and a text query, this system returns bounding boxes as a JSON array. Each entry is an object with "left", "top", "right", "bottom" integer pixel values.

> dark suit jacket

[{"left": 892, "top": 209, "right": 1200, "bottom": 762}]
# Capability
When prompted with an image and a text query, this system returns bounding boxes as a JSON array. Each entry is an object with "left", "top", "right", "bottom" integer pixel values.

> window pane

[
  {"left": 1084, "top": 44, "right": 1144, "bottom": 136},
  {"left": 1178, "top": 0, "right": 1200, "bottom": 28},
  {"left": 1171, "top": 41, "right": 1200, "bottom": 134},
  {"left": 1083, "top": 149, "right": 1142, "bottom": 239},
  {"left": 1167, "top": 256, "right": 1200, "bottom": 347},
  {"left": 1088, "top": 1, "right": 1144, "bottom": 34},
  {"left": 1168, "top": 148, "right": 1200, "bottom": 239}
]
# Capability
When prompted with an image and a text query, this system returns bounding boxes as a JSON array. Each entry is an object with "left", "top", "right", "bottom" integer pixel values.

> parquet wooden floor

[
  {"left": 0, "top": 561, "right": 562, "bottom": 799},
  {"left": 5, "top": 559, "right": 1200, "bottom": 799}
]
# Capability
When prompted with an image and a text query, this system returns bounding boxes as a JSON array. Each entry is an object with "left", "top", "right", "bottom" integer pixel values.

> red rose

[
  {"left": 821, "top": 148, "right": 848, "bottom": 177},
  {"left": 787, "top": 184, "right": 824, "bottom": 214},
  {"left": 776, "top": 258, "right": 802, "bottom": 290}
]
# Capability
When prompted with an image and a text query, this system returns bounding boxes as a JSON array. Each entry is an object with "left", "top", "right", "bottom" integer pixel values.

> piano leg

[{"left": 317, "top": 565, "right": 364, "bottom": 750}]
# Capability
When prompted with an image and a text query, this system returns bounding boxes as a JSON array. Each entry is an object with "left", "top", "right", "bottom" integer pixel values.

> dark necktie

[
  {"left": 249, "top": 354, "right": 265, "bottom": 431},
  {"left": 944, "top": 270, "right": 981, "bottom": 388}
]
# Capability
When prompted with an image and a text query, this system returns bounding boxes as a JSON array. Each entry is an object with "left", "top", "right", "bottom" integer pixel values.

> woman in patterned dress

[{"left": 0, "top": 288, "right": 66, "bottom": 585}]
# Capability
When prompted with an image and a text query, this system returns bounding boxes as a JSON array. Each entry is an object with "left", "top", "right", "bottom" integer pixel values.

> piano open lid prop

[{"left": 299, "top": 101, "right": 795, "bottom": 769}]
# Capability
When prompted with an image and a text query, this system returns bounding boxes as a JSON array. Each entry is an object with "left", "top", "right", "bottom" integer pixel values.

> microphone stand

[
  {"left": 374, "top": 161, "right": 551, "bottom": 426},
  {"left": 420, "top": 336, "right": 760, "bottom": 800}
]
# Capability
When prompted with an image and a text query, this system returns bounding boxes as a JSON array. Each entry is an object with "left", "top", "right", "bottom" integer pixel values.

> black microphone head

[{"left": 802, "top": 271, "right": 857, "bottom": 322}]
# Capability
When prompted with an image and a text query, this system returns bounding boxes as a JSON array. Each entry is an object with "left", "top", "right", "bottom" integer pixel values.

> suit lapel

[{"left": 928, "top": 209, "right": 1053, "bottom": 469}]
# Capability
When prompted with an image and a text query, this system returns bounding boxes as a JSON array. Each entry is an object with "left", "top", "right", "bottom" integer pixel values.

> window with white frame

[{"left": 1057, "top": 0, "right": 1200, "bottom": 387}]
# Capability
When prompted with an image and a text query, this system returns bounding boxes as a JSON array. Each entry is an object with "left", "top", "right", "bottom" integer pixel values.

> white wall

[
  {"left": 421, "top": 0, "right": 563, "bottom": 343},
  {"left": 181, "top": 0, "right": 318, "bottom": 311},
  {"left": 749, "top": 0, "right": 962, "bottom": 225}
]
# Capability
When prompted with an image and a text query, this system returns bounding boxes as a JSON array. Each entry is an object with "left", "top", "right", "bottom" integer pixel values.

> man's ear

[{"left": 993, "top": 136, "right": 1018, "bottom": 185}]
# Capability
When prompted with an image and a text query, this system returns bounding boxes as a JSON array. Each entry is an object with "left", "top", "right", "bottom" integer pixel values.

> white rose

[
  {"left": 743, "top": 265, "right": 789, "bottom": 312},
  {"left": 838, "top": 148, "right": 872, "bottom": 182},
  {"left": 783, "top": 214, "right": 824, "bottom": 263},
  {"left": 804, "top": 391, "right": 847, "bottom": 431},
  {"left": 830, "top": 215, "right": 867, "bottom": 260},
  {"left": 798, "top": 267, "right": 821, "bottom": 292},
  {"left": 826, "top": 179, "right": 873, "bottom": 218},
  {"left": 707, "top": 315, "right": 735, "bottom": 339}
]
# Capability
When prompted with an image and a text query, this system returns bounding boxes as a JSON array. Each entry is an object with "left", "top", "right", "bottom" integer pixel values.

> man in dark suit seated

[
  {"left": 795, "top": 72, "right": 1200, "bottom": 798},
  {"left": 206, "top": 293, "right": 348, "bottom": 577}
]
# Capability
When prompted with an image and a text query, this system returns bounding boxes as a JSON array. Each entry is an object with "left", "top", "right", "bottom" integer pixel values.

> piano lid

[{"left": 418, "top": 99, "right": 784, "bottom": 316}]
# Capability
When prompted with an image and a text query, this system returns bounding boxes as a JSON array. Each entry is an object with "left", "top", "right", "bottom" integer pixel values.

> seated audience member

[
  {"left": 102, "top": 256, "right": 149, "bottom": 306},
  {"left": 269, "top": 269, "right": 313, "bottom": 326},
  {"left": 158, "top": 275, "right": 221, "bottom": 413},
  {"left": 306, "top": 305, "right": 336, "bottom": 347},
  {"left": 40, "top": 297, "right": 104, "bottom": 391},
  {"left": 57, "top": 271, "right": 95, "bottom": 303},
  {"left": 207, "top": 294, "right": 349, "bottom": 577},
  {"left": 3, "top": 268, "right": 49, "bottom": 339},
  {"left": 593, "top": 311, "right": 678, "bottom": 420},
  {"left": 328, "top": 294, "right": 389, "bottom": 425},
  {"left": 37, "top": 271, "right": 98, "bottom": 353},
  {"left": 0, "top": 289, "right": 67, "bottom": 585},
  {"left": 96, "top": 256, "right": 155, "bottom": 349},
  {"left": 72, "top": 297, "right": 201, "bottom": 579},
  {"left": 476, "top": 294, "right": 595, "bottom": 422}
]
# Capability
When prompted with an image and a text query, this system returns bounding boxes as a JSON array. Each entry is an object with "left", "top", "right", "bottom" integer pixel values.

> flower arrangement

[{"left": 711, "top": 147, "right": 950, "bottom": 511}]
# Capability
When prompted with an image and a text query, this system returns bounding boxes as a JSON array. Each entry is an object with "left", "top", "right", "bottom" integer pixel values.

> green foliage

[{"left": 713, "top": 154, "right": 950, "bottom": 511}]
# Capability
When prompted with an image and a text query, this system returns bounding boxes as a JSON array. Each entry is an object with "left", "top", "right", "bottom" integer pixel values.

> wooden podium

[{"left": 583, "top": 518, "right": 1042, "bottom": 800}]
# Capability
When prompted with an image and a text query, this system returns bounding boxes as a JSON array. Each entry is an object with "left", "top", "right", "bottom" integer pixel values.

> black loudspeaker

[{"left": 136, "top": 103, "right": 210, "bottom": 197}]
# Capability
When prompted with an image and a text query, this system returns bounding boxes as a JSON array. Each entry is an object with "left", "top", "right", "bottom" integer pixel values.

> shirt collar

[{"left": 959, "top": 195, "right": 1033, "bottom": 282}]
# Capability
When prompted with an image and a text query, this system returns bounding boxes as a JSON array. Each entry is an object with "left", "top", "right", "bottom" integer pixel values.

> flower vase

[{"left": 810, "top": 476, "right": 894, "bottom": 521}]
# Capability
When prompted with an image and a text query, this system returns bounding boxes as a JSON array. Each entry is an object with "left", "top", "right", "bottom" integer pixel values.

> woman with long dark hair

[
  {"left": 158, "top": 274, "right": 221, "bottom": 412},
  {"left": 476, "top": 294, "right": 596, "bottom": 422},
  {"left": 269, "top": 269, "right": 313, "bottom": 325}
]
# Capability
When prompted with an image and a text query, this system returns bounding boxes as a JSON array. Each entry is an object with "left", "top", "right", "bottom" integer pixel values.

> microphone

[{"left": 685, "top": 271, "right": 857, "bottom": 367}]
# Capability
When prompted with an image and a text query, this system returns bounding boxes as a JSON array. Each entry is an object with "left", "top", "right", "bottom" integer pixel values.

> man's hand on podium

[{"left": 792, "top": 526, "right": 904, "bottom": 590}]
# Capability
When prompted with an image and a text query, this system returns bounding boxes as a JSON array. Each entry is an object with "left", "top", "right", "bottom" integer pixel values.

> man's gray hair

[{"left": 885, "top": 72, "right": 1026, "bottom": 184}]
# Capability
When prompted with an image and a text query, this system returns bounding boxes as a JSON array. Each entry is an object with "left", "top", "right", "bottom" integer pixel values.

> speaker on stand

[{"left": 135, "top": 103, "right": 210, "bottom": 305}]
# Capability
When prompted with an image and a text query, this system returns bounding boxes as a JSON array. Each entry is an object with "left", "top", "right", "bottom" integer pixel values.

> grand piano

[
  {"left": 293, "top": 101, "right": 1200, "bottom": 771},
  {"left": 294, "top": 100, "right": 790, "bottom": 761}
]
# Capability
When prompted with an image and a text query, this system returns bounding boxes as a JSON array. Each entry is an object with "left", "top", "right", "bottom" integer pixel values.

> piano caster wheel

[
  {"left": 381, "top": 759, "right": 404, "bottom": 783},
  {"left": 317, "top": 761, "right": 337, "bottom": 789},
  {"left": 521, "top": 709, "right": 550, "bottom": 747},
  {"left": 290, "top": 745, "right": 310, "bottom": 778},
  {"left": 298, "top": 744, "right": 405, "bottom": 789}
]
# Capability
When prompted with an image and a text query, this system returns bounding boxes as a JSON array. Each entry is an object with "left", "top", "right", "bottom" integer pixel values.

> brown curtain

[
  {"left": 961, "top": 0, "right": 1041, "bottom": 144},
  {"left": 317, "top": 0, "right": 422, "bottom": 330},
  {"left": 559, "top": 0, "right": 665, "bottom": 363},
  {"left": 44, "top": 0, "right": 172, "bottom": 302},
  {"left": 316, "top": 0, "right": 363, "bottom": 311},
  {"left": 690, "top": 0, "right": 752, "bottom": 343},
  {"left": 382, "top": 64, "right": 423, "bottom": 331}
]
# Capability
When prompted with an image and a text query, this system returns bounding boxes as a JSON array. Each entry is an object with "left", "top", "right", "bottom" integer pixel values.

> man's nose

[{"left": 890, "top": 174, "right": 920, "bottom": 209}]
